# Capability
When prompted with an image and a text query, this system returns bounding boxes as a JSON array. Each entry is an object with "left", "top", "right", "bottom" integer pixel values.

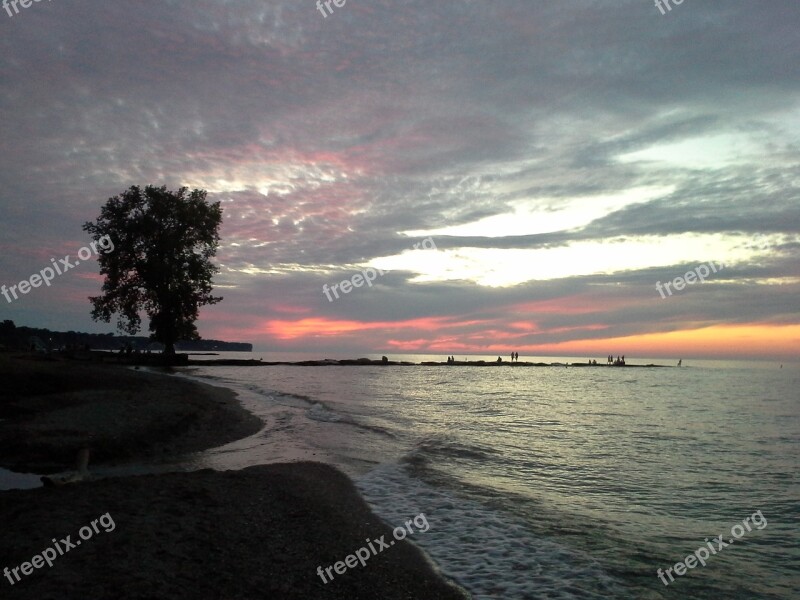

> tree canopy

[{"left": 83, "top": 185, "right": 223, "bottom": 357}]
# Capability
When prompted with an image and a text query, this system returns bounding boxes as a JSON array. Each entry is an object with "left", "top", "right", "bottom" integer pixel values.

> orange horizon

[{"left": 210, "top": 320, "right": 799, "bottom": 360}]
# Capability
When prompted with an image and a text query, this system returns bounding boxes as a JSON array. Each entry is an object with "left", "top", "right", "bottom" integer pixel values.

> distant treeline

[{"left": 0, "top": 321, "right": 252, "bottom": 352}]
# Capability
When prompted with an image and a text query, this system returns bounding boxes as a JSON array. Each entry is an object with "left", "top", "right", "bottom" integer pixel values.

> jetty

[{"left": 184, "top": 357, "right": 670, "bottom": 368}]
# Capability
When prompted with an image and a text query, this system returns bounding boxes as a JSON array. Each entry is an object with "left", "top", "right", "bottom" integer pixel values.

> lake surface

[{"left": 179, "top": 358, "right": 798, "bottom": 599}]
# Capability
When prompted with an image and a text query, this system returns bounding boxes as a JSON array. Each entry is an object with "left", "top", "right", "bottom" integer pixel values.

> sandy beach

[
  {"left": 0, "top": 353, "right": 469, "bottom": 599},
  {"left": 0, "top": 353, "right": 263, "bottom": 474}
]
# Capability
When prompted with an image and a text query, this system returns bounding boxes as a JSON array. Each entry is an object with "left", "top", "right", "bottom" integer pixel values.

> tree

[
  {"left": 0, "top": 320, "right": 15, "bottom": 336},
  {"left": 83, "top": 185, "right": 223, "bottom": 359}
]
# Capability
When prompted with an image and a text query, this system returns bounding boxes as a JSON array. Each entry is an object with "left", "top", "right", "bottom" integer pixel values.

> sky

[{"left": 1, "top": 0, "right": 798, "bottom": 360}]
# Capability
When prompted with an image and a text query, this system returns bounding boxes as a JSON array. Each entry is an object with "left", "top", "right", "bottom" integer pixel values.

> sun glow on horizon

[{"left": 209, "top": 312, "right": 799, "bottom": 360}]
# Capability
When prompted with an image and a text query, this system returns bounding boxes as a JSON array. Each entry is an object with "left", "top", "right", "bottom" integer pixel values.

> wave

[
  {"left": 357, "top": 462, "right": 634, "bottom": 600},
  {"left": 409, "top": 437, "right": 499, "bottom": 462}
]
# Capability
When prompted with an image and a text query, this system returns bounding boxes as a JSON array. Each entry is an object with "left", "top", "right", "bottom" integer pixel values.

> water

[
  {"left": 3, "top": 356, "right": 793, "bottom": 597},
  {"left": 0, "top": 468, "right": 42, "bottom": 489},
  {"left": 173, "top": 359, "right": 798, "bottom": 599}
]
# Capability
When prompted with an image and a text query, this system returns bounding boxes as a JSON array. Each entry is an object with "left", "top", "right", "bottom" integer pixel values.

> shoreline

[{"left": 0, "top": 353, "right": 471, "bottom": 599}]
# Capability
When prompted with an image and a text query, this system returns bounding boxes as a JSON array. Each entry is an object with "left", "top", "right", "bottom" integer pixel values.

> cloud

[{"left": 0, "top": 0, "right": 798, "bottom": 358}]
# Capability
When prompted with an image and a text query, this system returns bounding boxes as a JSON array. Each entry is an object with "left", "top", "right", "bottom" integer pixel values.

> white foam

[
  {"left": 357, "top": 463, "right": 632, "bottom": 600},
  {"left": 307, "top": 402, "right": 342, "bottom": 423}
]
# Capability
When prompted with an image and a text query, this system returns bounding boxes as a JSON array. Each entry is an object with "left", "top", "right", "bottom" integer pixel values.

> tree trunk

[{"left": 162, "top": 339, "right": 176, "bottom": 365}]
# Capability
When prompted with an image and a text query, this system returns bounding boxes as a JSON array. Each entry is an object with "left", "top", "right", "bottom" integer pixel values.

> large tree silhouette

[{"left": 83, "top": 185, "right": 223, "bottom": 358}]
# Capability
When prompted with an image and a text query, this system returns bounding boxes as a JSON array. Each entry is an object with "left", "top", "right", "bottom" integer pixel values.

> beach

[
  {"left": 0, "top": 353, "right": 263, "bottom": 474},
  {"left": 0, "top": 353, "right": 469, "bottom": 600}
]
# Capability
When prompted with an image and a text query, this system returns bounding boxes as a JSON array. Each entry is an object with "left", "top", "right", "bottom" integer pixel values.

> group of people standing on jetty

[
  {"left": 443, "top": 354, "right": 630, "bottom": 365},
  {"left": 445, "top": 353, "right": 522, "bottom": 363},
  {"left": 608, "top": 355, "right": 626, "bottom": 365}
]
